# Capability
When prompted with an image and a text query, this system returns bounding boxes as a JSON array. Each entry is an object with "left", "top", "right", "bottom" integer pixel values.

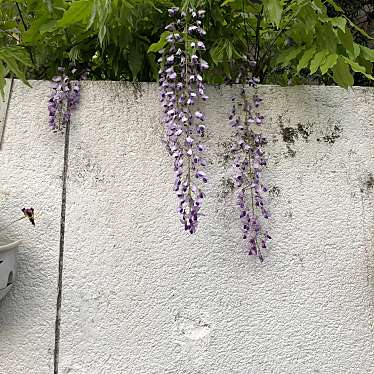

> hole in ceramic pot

[{"left": 7, "top": 271, "right": 13, "bottom": 286}]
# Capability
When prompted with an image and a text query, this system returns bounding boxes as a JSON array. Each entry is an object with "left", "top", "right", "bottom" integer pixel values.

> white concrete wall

[{"left": 0, "top": 80, "right": 373, "bottom": 374}]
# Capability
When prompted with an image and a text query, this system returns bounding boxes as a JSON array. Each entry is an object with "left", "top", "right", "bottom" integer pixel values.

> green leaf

[
  {"left": 317, "top": 23, "right": 337, "bottom": 53},
  {"left": 0, "top": 47, "right": 32, "bottom": 66},
  {"left": 40, "top": 20, "right": 58, "bottom": 34},
  {"left": 320, "top": 53, "right": 338, "bottom": 75},
  {"left": 128, "top": 44, "right": 143, "bottom": 80},
  {"left": 87, "top": 0, "right": 97, "bottom": 29},
  {"left": 211, "top": 5, "right": 225, "bottom": 25},
  {"left": 0, "top": 55, "right": 25, "bottom": 84},
  {"left": 210, "top": 40, "right": 226, "bottom": 65},
  {"left": 68, "top": 45, "right": 81, "bottom": 62},
  {"left": 360, "top": 45, "right": 374, "bottom": 62},
  {"left": 226, "top": 41, "right": 233, "bottom": 60},
  {"left": 357, "top": 55, "right": 373, "bottom": 74},
  {"left": 338, "top": 29, "right": 354, "bottom": 58},
  {"left": 363, "top": 73, "right": 374, "bottom": 81},
  {"left": 342, "top": 56, "right": 366, "bottom": 74},
  {"left": 223, "top": 61, "right": 231, "bottom": 78},
  {"left": 57, "top": 0, "right": 91, "bottom": 28},
  {"left": 298, "top": 5, "right": 317, "bottom": 34},
  {"left": 148, "top": 32, "right": 168, "bottom": 53},
  {"left": 309, "top": 50, "right": 329, "bottom": 74},
  {"left": 0, "top": 47, "right": 32, "bottom": 86},
  {"left": 23, "top": 16, "right": 49, "bottom": 43},
  {"left": 98, "top": 24, "right": 107, "bottom": 46},
  {"left": 221, "top": 0, "right": 258, "bottom": 12},
  {"left": 330, "top": 17, "right": 346, "bottom": 32},
  {"left": 297, "top": 47, "right": 316, "bottom": 73},
  {"left": 353, "top": 43, "right": 361, "bottom": 59},
  {"left": 263, "top": 0, "right": 283, "bottom": 28},
  {"left": 147, "top": 53, "right": 159, "bottom": 81},
  {"left": 332, "top": 56, "right": 354, "bottom": 88},
  {"left": 311, "top": 0, "right": 327, "bottom": 16},
  {"left": 276, "top": 46, "right": 305, "bottom": 66},
  {"left": 221, "top": 0, "right": 236, "bottom": 5},
  {"left": 324, "top": 0, "right": 343, "bottom": 12}
]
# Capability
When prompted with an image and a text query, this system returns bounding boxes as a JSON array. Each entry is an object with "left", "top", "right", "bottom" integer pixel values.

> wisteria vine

[
  {"left": 159, "top": 7, "right": 209, "bottom": 234},
  {"left": 229, "top": 77, "right": 271, "bottom": 261},
  {"left": 45, "top": 9, "right": 271, "bottom": 261},
  {"left": 48, "top": 67, "right": 82, "bottom": 132}
]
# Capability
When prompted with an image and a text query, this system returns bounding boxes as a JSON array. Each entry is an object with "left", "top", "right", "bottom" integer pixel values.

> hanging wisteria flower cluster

[
  {"left": 48, "top": 67, "right": 81, "bottom": 132},
  {"left": 159, "top": 7, "right": 209, "bottom": 234},
  {"left": 229, "top": 78, "right": 271, "bottom": 261}
]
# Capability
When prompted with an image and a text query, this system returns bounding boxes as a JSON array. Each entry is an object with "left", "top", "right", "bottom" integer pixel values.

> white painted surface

[
  {"left": 0, "top": 80, "right": 64, "bottom": 373},
  {"left": 0, "top": 81, "right": 373, "bottom": 373}
]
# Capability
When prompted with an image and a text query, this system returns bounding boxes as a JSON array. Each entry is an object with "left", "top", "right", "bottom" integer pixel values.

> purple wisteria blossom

[
  {"left": 230, "top": 79, "right": 271, "bottom": 261},
  {"left": 159, "top": 7, "right": 209, "bottom": 234},
  {"left": 48, "top": 67, "right": 81, "bottom": 132}
]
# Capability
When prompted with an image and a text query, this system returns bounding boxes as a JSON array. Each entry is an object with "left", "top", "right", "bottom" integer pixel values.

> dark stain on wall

[
  {"left": 269, "top": 186, "right": 281, "bottom": 197},
  {"left": 360, "top": 173, "right": 374, "bottom": 193},
  {"left": 281, "top": 127, "right": 298, "bottom": 144},
  {"left": 277, "top": 116, "right": 315, "bottom": 157},
  {"left": 322, "top": 123, "right": 343, "bottom": 144},
  {"left": 216, "top": 140, "right": 235, "bottom": 166},
  {"left": 218, "top": 177, "right": 235, "bottom": 200},
  {"left": 131, "top": 81, "right": 143, "bottom": 100},
  {"left": 278, "top": 116, "right": 297, "bottom": 157},
  {"left": 279, "top": 119, "right": 315, "bottom": 145},
  {"left": 297, "top": 123, "right": 313, "bottom": 141},
  {"left": 278, "top": 116, "right": 296, "bottom": 144},
  {"left": 278, "top": 115, "right": 343, "bottom": 156},
  {"left": 365, "top": 173, "right": 374, "bottom": 190}
]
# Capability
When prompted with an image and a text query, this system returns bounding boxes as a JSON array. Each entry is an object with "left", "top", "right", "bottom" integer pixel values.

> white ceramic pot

[{"left": 0, "top": 241, "right": 20, "bottom": 302}]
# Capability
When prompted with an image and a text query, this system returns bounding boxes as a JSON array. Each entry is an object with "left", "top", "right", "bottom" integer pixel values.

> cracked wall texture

[{"left": 0, "top": 81, "right": 373, "bottom": 374}]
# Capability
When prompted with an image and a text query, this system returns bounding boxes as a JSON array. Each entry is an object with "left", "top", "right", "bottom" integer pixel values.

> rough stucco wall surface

[
  {"left": 0, "top": 81, "right": 373, "bottom": 374},
  {"left": 0, "top": 81, "right": 64, "bottom": 373}
]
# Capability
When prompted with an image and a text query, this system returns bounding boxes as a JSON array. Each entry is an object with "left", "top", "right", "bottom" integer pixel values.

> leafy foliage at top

[{"left": 0, "top": 0, "right": 373, "bottom": 96}]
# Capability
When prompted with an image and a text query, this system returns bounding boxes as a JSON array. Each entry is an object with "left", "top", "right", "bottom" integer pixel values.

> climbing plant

[{"left": 0, "top": 0, "right": 373, "bottom": 97}]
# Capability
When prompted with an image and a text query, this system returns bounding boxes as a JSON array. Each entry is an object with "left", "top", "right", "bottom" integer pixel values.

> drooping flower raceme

[
  {"left": 48, "top": 67, "right": 81, "bottom": 132},
  {"left": 159, "top": 7, "right": 209, "bottom": 234},
  {"left": 230, "top": 79, "right": 271, "bottom": 261}
]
